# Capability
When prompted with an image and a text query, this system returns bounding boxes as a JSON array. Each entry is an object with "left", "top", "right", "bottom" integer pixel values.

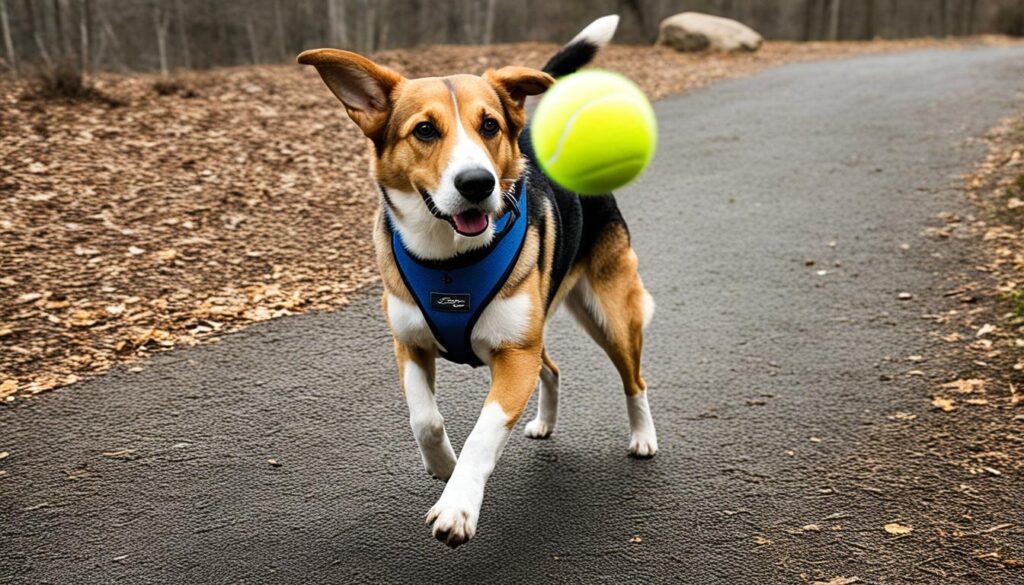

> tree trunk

[
  {"left": 377, "top": 0, "right": 390, "bottom": 50},
  {"left": 482, "top": 0, "right": 497, "bottom": 44},
  {"left": 245, "top": 13, "right": 259, "bottom": 64},
  {"left": 0, "top": 0, "right": 16, "bottom": 74},
  {"left": 174, "top": 0, "right": 191, "bottom": 68},
  {"left": 153, "top": 3, "right": 169, "bottom": 75},
  {"left": 96, "top": 2, "right": 128, "bottom": 71},
  {"left": 333, "top": 0, "right": 352, "bottom": 48},
  {"left": 828, "top": 0, "right": 842, "bottom": 40},
  {"left": 363, "top": 0, "right": 376, "bottom": 53},
  {"left": 25, "top": 0, "right": 54, "bottom": 67},
  {"left": 272, "top": 0, "right": 286, "bottom": 61},
  {"left": 79, "top": 0, "right": 91, "bottom": 73},
  {"left": 864, "top": 0, "right": 875, "bottom": 39}
]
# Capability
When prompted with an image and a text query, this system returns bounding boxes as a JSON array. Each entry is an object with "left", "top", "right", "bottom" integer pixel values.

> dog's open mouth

[{"left": 450, "top": 210, "right": 489, "bottom": 237}]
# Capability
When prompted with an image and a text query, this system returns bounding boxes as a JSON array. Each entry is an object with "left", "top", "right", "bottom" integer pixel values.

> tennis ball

[{"left": 530, "top": 70, "right": 657, "bottom": 195}]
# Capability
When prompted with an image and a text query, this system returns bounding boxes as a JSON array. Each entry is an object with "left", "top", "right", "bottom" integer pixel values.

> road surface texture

[{"left": 4, "top": 48, "right": 1024, "bottom": 584}]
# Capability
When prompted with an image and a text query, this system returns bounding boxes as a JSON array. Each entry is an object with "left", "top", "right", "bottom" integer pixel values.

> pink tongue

[{"left": 452, "top": 210, "right": 488, "bottom": 235}]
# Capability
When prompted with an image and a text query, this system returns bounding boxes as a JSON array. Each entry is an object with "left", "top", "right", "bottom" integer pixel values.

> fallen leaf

[
  {"left": 102, "top": 449, "right": 137, "bottom": 459},
  {"left": 940, "top": 379, "right": 985, "bottom": 394},
  {"left": 976, "top": 323, "right": 996, "bottom": 337},
  {"left": 889, "top": 412, "right": 917, "bottom": 421},
  {"left": 73, "top": 245, "right": 100, "bottom": 256},
  {"left": 155, "top": 249, "right": 178, "bottom": 261},
  {"left": 629, "top": 535, "right": 642, "bottom": 543},
  {"left": 753, "top": 535, "right": 771, "bottom": 545},
  {"left": 0, "top": 379, "right": 18, "bottom": 398},
  {"left": 1002, "top": 559, "right": 1024, "bottom": 568},
  {"left": 801, "top": 524, "right": 821, "bottom": 532},
  {"left": 68, "top": 310, "right": 98, "bottom": 328},
  {"left": 812, "top": 578, "right": 859, "bottom": 585},
  {"left": 932, "top": 396, "right": 956, "bottom": 412},
  {"left": 884, "top": 522, "right": 913, "bottom": 535},
  {"left": 0, "top": 451, "right": 9, "bottom": 461}
]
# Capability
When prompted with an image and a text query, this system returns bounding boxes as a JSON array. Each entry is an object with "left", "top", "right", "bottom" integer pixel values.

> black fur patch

[
  {"left": 542, "top": 40, "right": 599, "bottom": 78},
  {"left": 519, "top": 132, "right": 625, "bottom": 310}
]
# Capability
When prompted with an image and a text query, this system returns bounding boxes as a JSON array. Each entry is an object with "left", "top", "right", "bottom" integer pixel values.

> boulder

[{"left": 656, "top": 12, "right": 763, "bottom": 53}]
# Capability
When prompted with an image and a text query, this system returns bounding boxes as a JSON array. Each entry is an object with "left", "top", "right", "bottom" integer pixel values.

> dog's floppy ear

[
  {"left": 485, "top": 66, "right": 554, "bottom": 138},
  {"left": 484, "top": 66, "right": 555, "bottom": 108},
  {"left": 297, "top": 49, "right": 404, "bottom": 140}
]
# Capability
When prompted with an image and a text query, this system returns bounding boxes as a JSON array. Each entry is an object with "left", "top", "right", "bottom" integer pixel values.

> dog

[{"left": 298, "top": 14, "right": 657, "bottom": 547}]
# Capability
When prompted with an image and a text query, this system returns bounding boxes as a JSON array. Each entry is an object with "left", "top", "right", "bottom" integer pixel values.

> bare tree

[
  {"left": 174, "top": 0, "right": 191, "bottom": 68},
  {"left": 828, "top": 0, "right": 842, "bottom": 40},
  {"left": 482, "top": 0, "right": 498, "bottom": 45},
  {"left": 363, "top": 0, "right": 377, "bottom": 53},
  {"left": 2, "top": 0, "right": 1023, "bottom": 73},
  {"left": 272, "top": 0, "right": 286, "bottom": 61},
  {"left": 152, "top": 1, "right": 171, "bottom": 75},
  {"left": 327, "top": 0, "right": 349, "bottom": 48},
  {"left": 79, "top": 0, "right": 91, "bottom": 73},
  {"left": 0, "top": 0, "right": 16, "bottom": 74},
  {"left": 244, "top": 11, "right": 258, "bottom": 63}
]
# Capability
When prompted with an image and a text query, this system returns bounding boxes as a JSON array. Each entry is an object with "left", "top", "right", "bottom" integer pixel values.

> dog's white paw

[
  {"left": 426, "top": 499, "right": 478, "bottom": 548},
  {"left": 629, "top": 431, "right": 659, "bottom": 458},
  {"left": 421, "top": 450, "right": 456, "bottom": 481},
  {"left": 523, "top": 418, "right": 553, "bottom": 439}
]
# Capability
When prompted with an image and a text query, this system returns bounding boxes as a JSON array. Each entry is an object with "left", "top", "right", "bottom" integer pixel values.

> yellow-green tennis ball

[{"left": 530, "top": 70, "right": 657, "bottom": 195}]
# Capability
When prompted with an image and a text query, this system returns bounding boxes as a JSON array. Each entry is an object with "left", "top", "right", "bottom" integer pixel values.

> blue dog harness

[{"left": 390, "top": 182, "right": 528, "bottom": 367}]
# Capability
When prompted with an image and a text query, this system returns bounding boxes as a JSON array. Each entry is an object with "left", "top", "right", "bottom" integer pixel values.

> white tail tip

[{"left": 570, "top": 14, "right": 619, "bottom": 47}]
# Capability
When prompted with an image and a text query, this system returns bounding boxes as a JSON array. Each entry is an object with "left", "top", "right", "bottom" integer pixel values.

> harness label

[{"left": 430, "top": 292, "right": 471, "bottom": 313}]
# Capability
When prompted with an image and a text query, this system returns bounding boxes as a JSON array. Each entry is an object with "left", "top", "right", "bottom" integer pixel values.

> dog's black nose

[{"left": 454, "top": 168, "right": 495, "bottom": 203}]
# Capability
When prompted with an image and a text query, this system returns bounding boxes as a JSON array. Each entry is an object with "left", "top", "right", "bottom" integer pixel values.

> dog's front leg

[
  {"left": 426, "top": 346, "right": 542, "bottom": 547},
  {"left": 395, "top": 341, "right": 457, "bottom": 481}
]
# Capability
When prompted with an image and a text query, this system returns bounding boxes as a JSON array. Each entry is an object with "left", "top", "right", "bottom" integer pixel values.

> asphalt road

[{"left": 4, "top": 47, "right": 1024, "bottom": 584}]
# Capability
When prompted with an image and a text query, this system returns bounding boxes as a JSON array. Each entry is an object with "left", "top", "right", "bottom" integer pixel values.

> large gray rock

[{"left": 657, "top": 12, "right": 763, "bottom": 53}]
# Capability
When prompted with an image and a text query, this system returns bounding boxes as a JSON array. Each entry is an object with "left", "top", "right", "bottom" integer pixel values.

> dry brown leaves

[
  {"left": 1, "top": 37, "right": 1017, "bottom": 400},
  {"left": 883, "top": 522, "right": 914, "bottom": 535}
]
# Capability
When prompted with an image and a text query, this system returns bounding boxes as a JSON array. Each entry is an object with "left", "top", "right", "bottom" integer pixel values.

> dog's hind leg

[
  {"left": 566, "top": 225, "right": 658, "bottom": 458},
  {"left": 524, "top": 347, "right": 560, "bottom": 439}
]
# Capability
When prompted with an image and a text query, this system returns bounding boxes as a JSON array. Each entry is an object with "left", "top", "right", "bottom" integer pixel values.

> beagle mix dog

[{"left": 299, "top": 15, "right": 657, "bottom": 547}]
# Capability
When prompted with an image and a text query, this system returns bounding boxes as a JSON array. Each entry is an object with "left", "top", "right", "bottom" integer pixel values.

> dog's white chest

[{"left": 386, "top": 292, "right": 531, "bottom": 361}]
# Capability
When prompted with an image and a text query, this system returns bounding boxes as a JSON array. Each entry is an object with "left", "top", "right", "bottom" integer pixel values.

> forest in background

[{"left": 0, "top": 0, "right": 1023, "bottom": 75}]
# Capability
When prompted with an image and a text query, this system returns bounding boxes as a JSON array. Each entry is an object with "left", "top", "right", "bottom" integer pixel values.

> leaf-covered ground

[{"left": 0, "top": 37, "right": 1017, "bottom": 400}]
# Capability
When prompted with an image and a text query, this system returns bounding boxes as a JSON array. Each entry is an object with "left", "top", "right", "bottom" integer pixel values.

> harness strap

[{"left": 390, "top": 182, "right": 529, "bottom": 367}]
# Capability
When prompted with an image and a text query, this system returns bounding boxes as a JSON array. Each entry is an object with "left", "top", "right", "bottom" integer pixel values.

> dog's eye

[
  {"left": 413, "top": 122, "right": 439, "bottom": 142},
  {"left": 480, "top": 118, "right": 500, "bottom": 138}
]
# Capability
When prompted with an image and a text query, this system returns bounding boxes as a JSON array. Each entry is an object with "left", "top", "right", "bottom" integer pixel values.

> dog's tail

[{"left": 541, "top": 15, "right": 619, "bottom": 78}]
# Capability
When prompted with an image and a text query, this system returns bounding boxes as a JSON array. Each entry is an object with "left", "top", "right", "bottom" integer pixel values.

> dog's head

[{"left": 298, "top": 50, "right": 553, "bottom": 256}]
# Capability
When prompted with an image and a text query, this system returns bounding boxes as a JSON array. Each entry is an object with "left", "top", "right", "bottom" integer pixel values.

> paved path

[{"left": 4, "top": 47, "right": 1024, "bottom": 584}]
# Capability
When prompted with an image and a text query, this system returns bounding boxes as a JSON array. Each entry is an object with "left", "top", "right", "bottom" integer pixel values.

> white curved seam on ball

[{"left": 543, "top": 94, "right": 629, "bottom": 168}]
